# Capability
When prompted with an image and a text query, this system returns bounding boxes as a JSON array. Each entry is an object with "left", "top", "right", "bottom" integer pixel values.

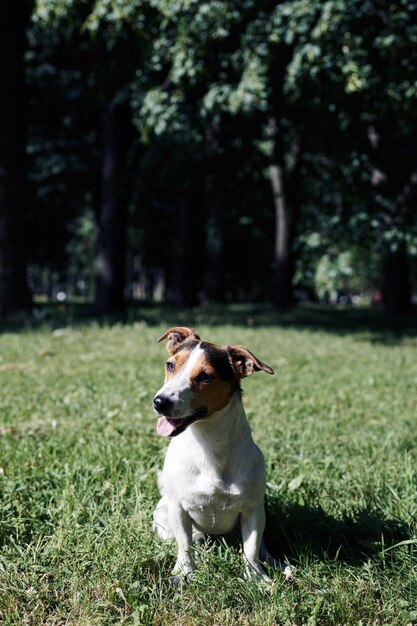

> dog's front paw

[
  {"left": 169, "top": 570, "right": 194, "bottom": 586},
  {"left": 169, "top": 573, "right": 186, "bottom": 586},
  {"left": 244, "top": 561, "right": 271, "bottom": 585},
  {"left": 169, "top": 561, "right": 194, "bottom": 586}
]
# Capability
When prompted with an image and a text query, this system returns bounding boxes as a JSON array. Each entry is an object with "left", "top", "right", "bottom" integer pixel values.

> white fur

[
  {"left": 154, "top": 344, "right": 204, "bottom": 418},
  {"left": 153, "top": 389, "right": 275, "bottom": 582}
]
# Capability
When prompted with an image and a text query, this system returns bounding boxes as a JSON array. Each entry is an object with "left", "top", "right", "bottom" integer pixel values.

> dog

[{"left": 152, "top": 326, "right": 291, "bottom": 583}]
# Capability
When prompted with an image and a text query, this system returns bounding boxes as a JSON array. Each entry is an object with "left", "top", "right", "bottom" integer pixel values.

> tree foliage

[{"left": 1, "top": 0, "right": 416, "bottom": 315}]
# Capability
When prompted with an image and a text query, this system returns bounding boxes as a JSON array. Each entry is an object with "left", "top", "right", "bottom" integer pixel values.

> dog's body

[{"left": 152, "top": 327, "right": 288, "bottom": 582}]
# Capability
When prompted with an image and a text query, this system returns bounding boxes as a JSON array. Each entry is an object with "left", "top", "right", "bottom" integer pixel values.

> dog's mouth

[{"left": 156, "top": 408, "right": 208, "bottom": 438}]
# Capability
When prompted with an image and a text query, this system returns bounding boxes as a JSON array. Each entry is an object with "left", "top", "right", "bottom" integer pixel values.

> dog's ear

[
  {"left": 226, "top": 345, "right": 274, "bottom": 378},
  {"left": 157, "top": 327, "right": 200, "bottom": 353}
]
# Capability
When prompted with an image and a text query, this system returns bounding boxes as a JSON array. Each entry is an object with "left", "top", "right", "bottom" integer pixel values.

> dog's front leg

[
  {"left": 168, "top": 503, "right": 194, "bottom": 580},
  {"left": 241, "top": 504, "right": 270, "bottom": 583}
]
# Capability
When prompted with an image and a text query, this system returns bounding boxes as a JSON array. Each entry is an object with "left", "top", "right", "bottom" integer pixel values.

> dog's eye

[
  {"left": 195, "top": 372, "right": 213, "bottom": 384},
  {"left": 166, "top": 361, "right": 175, "bottom": 372}
]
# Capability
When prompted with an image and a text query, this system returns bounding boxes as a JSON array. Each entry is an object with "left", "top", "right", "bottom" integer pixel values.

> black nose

[{"left": 153, "top": 395, "right": 173, "bottom": 415}]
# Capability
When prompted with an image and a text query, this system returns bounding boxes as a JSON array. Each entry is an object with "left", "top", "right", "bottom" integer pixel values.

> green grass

[{"left": 0, "top": 305, "right": 416, "bottom": 625}]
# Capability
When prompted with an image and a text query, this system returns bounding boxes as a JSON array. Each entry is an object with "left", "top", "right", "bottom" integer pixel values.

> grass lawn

[{"left": 0, "top": 304, "right": 416, "bottom": 625}]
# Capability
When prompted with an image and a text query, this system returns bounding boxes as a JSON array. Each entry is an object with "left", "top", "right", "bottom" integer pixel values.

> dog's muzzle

[
  {"left": 153, "top": 404, "right": 208, "bottom": 438},
  {"left": 153, "top": 395, "right": 173, "bottom": 416}
]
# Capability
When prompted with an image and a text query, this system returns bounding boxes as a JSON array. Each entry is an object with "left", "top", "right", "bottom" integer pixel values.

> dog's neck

[{"left": 178, "top": 391, "right": 252, "bottom": 474}]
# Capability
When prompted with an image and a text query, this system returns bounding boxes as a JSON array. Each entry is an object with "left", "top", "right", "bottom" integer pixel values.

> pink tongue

[{"left": 157, "top": 416, "right": 181, "bottom": 437}]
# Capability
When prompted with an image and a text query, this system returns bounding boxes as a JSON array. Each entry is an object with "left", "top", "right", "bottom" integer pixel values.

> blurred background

[{"left": 1, "top": 0, "right": 416, "bottom": 319}]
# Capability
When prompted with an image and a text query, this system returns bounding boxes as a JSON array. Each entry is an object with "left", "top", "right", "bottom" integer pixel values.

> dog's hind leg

[
  {"left": 259, "top": 539, "right": 292, "bottom": 579},
  {"left": 153, "top": 493, "right": 204, "bottom": 544},
  {"left": 153, "top": 495, "right": 174, "bottom": 540}
]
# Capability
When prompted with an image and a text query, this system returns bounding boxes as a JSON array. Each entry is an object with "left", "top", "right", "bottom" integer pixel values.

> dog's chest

[
  {"left": 163, "top": 428, "right": 264, "bottom": 533},
  {"left": 184, "top": 472, "right": 246, "bottom": 508},
  {"left": 166, "top": 445, "right": 251, "bottom": 509},
  {"left": 180, "top": 472, "right": 250, "bottom": 533}
]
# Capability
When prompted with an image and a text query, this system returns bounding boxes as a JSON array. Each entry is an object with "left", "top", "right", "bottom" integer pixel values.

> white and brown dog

[{"left": 152, "top": 326, "right": 290, "bottom": 582}]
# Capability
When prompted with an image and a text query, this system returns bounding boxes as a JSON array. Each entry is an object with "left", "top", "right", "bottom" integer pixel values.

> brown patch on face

[
  {"left": 164, "top": 347, "right": 193, "bottom": 381},
  {"left": 189, "top": 349, "right": 235, "bottom": 417},
  {"left": 191, "top": 378, "right": 234, "bottom": 416}
]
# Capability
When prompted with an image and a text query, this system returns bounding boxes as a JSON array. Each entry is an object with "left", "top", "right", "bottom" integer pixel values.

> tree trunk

[
  {"left": 172, "top": 195, "right": 200, "bottom": 308},
  {"left": 204, "top": 201, "right": 224, "bottom": 303},
  {"left": 0, "top": 3, "right": 31, "bottom": 316},
  {"left": 382, "top": 245, "right": 412, "bottom": 314},
  {"left": 203, "top": 123, "right": 225, "bottom": 303},
  {"left": 268, "top": 117, "right": 294, "bottom": 308},
  {"left": 93, "top": 102, "right": 131, "bottom": 315}
]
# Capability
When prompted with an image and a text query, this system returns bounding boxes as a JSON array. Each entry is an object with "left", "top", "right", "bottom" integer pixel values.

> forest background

[{"left": 1, "top": 0, "right": 417, "bottom": 318}]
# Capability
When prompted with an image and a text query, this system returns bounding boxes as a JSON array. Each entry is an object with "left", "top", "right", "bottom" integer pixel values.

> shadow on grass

[
  {"left": 1, "top": 301, "right": 417, "bottom": 345},
  {"left": 264, "top": 496, "right": 413, "bottom": 567},
  {"left": 194, "top": 496, "right": 412, "bottom": 573}
]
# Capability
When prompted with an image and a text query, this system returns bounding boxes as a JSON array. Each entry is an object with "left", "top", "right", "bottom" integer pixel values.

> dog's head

[{"left": 152, "top": 326, "right": 274, "bottom": 437}]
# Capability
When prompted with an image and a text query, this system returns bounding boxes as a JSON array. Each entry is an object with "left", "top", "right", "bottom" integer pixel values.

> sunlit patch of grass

[{"left": 0, "top": 307, "right": 416, "bottom": 624}]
